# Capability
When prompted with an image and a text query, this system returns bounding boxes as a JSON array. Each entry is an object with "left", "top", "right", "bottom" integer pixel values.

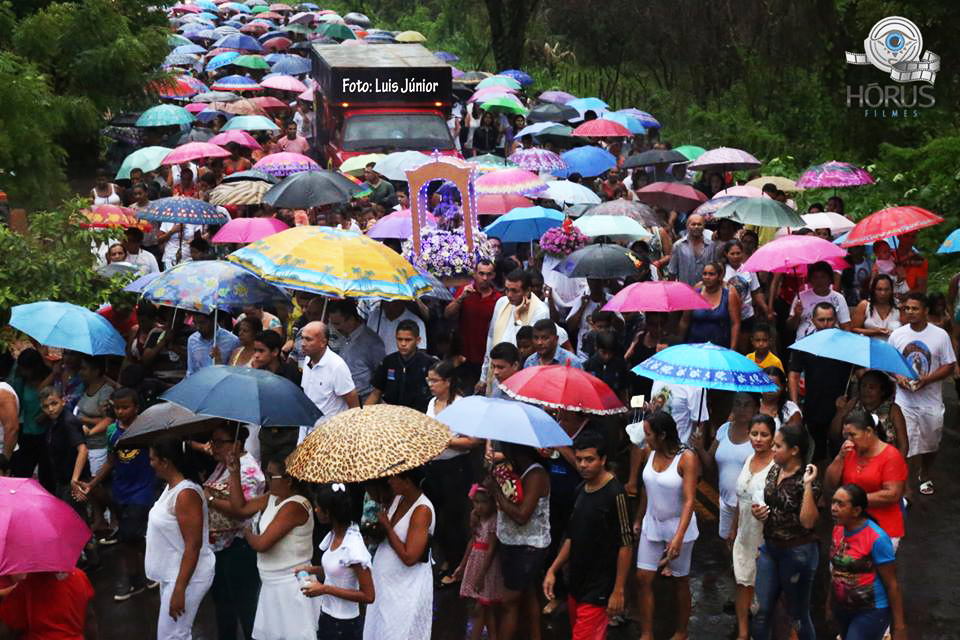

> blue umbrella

[
  {"left": 9, "top": 301, "right": 126, "bottom": 356},
  {"left": 162, "top": 366, "right": 322, "bottom": 427},
  {"left": 213, "top": 26, "right": 240, "bottom": 37},
  {"left": 599, "top": 112, "right": 646, "bottom": 135},
  {"left": 790, "top": 329, "right": 916, "bottom": 379},
  {"left": 136, "top": 104, "right": 195, "bottom": 127},
  {"left": 568, "top": 97, "right": 609, "bottom": 112},
  {"left": 500, "top": 69, "right": 534, "bottom": 86},
  {"left": 616, "top": 108, "right": 660, "bottom": 128},
  {"left": 557, "top": 146, "right": 617, "bottom": 178},
  {"left": 164, "top": 53, "right": 199, "bottom": 67},
  {"left": 434, "top": 51, "right": 458, "bottom": 62},
  {"left": 195, "top": 0, "right": 218, "bottom": 10},
  {"left": 937, "top": 229, "right": 960, "bottom": 254},
  {"left": 483, "top": 206, "right": 564, "bottom": 242},
  {"left": 632, "top": 342, "right": 777, "bottom": 392},
  {"left": 214, "top": 33, "right": 263, "bottom": 51},
  {"left": 124, "top": 272, "right": 162, "bottom": 293},
  {"left": 140, "top": 196, "right": 230, "bottom": 225},
  {"left": 222, "top": 114, "right": 280, "bottom": 131},
  {"left": 140, "top": 260, "right": 292, "bottom": 314},
  {"left": 173, "top": 44, "right": 207, "bottom": 55},
  {"left": 193, "top": 29, "right": 218, "bottom": 41},
  {"left": 271, "top": 56, "right": 311, "bottom": 75},
  {"left": 259, "top": 30, "right": 291, "bottom": 42},
  {"left": 206, "top": 52, "right": 240, "bottom": 71},
  {"left": 435, "top": 396, "right": 572, "bottom": 448}
]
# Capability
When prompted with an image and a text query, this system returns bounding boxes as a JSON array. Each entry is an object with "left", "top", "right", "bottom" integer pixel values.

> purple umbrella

[
  {"left": 253, "top": 152, "right": 320, "bottom": 177},
  {"left": 539, "top": 90, "right": 576, "bottom": 104},
  {"left": 367, "top": 209, "right": 438, "bottom": 240},
  {"left": 508, "top": 148, "right": 568, "bottom": 172},
  {"left": 451, "top": 66, "right": 464, "bottom": 79},
  {"left": 435, "top": 51, "right": 459, "bottom": 62},
  {"left": 616, "top": 108, "right": 660, "bottom": 128},
  {"left": 688, "top": 147, "right": 761, "bottom": 172},
  {"left": 796, "top": 161, "right": 875, "bottom": 189}
]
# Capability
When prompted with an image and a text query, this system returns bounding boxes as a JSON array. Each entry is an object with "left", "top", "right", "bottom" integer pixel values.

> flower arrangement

[
  {"left": 402, "top": 228, "right": 495, "bottom": 279},
  {"left": 539, "top": 218, "right": 588, "bottom": 257}
]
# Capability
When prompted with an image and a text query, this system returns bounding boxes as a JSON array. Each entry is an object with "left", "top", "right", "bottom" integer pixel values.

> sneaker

[
  {"left": 113, "top": 584, "right": 145, "bottom": 602},
  {"left": 97, "top": 530, "right": 119, "bottom": 546}
]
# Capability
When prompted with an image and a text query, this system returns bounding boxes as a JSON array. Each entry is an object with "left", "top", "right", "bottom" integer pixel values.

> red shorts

[{"left": 567, "top": 595, "right": 608, "bottom": 640}]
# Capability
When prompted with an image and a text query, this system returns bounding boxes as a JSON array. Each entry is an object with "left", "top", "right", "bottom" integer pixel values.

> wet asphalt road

[{"left": 88, "top": 386, "right": 958, "bottom": 639}]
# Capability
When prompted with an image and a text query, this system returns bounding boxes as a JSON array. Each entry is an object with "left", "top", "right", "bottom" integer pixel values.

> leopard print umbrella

[{"left": 286, "top": 405, "right": 452, "bottom": 483}]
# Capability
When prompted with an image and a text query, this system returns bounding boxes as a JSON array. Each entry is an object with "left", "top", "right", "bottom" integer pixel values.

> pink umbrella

[
  {"left": 714, "top": 185, "right": 763, "bottom": 198},
  {"left": 297, "top": 87, "right": 314, "bottom": 101},
  {"left": 163, "top": 141, "right": 232, "bottom": 165},
  {"left": 212, "top": 216, "right": 289, "bottom": 243},
  {"left": 251, "top": 96, "right": 290, "bottom": 111},
  {"left": 367, "top": 209, "right": 438, "bottom": 239},
  {"left": 508, "top": 148, "right": 567, "bottom": 172},
  {"left": 572, "top": 118, "right": 633, "bottom": 138},
  {"left": 634, "top": 182, "right": 707, "bottom": 211},
  {"left": 209, "top": 129, "right": 262, "bottom": 149},
  {"left": 289, "top": 11, "right": 316, "bottom": 25},
  {"left": 260, "top": 74, "right": 308, "bottom": 93},
  {"left": 796, "top": 161, "right": 874, "bottom": 189},
  {"left": 688, "top": 147, "right": 761, "bottom": 172},
  {"left": 477, "top": 194, "right": 532, "bottom": 215},
  {"left": 253, "top": 152, "right": 320, "bottom": 177},
  {"left": 603, "top": 281, "right": 712, "bottom": 313},
  {"left": 0, "top": 477, "right": 91, "bottom": 574},
  {"left": 467, "top": 88, "right": 517, "bottom": 103},
  {"left": 475, "top": 168, "right": 547, "bottom": 196},
  {"left": 741, "top": 234, "right": 847, "bottom": 274},
  {"left": 263, "top": 36, "right": 292, "bottom": 51},
  {"left": 185, "top": 102, "right": 208, "bottom": 114}
]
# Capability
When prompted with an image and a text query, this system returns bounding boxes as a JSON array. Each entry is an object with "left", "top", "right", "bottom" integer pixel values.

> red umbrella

[
  {"left": 81, "top": 204, "right": 153, "bottom": 232},
  {"left": 840, "top": 206, "right": 943, "bottom": 248},
  {"left": 251, "top": 96, "right": 291, "bottom": 111},
  {"left": 571, "top": 118, "right": 633, "bottom": 138},
  {"left": 634, "top": 182, "right": 707, "bottom": 212},
  {"left": 501, "top": 364, "right": 626, "bottom": 415},
  {"left": 240, "top": 23, "right": 269, "bottom": 35},
  {"left": 263, "top": 36, "right": 292, "bottom": 51},
  {"left": 603, "top": 281, "right": 712, "bottom": 313},
  {"left": 477, "top": 194, "right": 532, "bottom": 215},
  {"left": 258, "top": 11, "right": 284, "bottom": 19}
]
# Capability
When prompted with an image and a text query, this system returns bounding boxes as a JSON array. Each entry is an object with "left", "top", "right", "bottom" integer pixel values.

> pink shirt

[{"left": 276, "top": 135, "right": 310, "bottom": 154}]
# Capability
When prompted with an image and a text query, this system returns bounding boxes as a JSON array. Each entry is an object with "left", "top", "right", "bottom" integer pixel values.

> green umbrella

[
  {"left": 285, "top": 23, "right": 313, "bottom": 36},
  {"left": 476, "top": 75, "right": 522, "bottom": 91},
  {"left": 251, "top": 5, "right": 269, "bottom": 12},
  {"left": 168, "top": 34, "right": 193, "bottom": 47},
  {"left": 116, "top": 146, "right": 173, "bottom": 180},
  {"left": 223, "top": 114, "right": 281, "bottom": 131},
  {"left": 231, "top": 54, "right": 270, "bottom": 70},
  {"left": 675, "top": 145, "right": 707, "bottom": 161},
  {"left": 318, "top": 23, "right": 356, "bottom": 41},
  {"left": 714, "top": 197, "right": 805, "bottom": 228},
  {"left": 481, "top": 97, "right": 528, "bottom": 116},
  {"left": 136, "top": 104, "right": 195, "bottom": 127}
]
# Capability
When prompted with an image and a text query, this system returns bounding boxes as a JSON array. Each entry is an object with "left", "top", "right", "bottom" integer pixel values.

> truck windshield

[{"left": 342, "top": 114, "right": 454, "bottom": 152}]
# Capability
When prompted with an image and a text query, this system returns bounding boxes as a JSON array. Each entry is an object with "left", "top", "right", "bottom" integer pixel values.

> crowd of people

[{"left": 0, "top": 3, "right": 952, "bottom": 640}]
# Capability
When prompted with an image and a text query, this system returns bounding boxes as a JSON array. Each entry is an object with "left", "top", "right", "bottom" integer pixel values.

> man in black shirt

[
  {"left": 365, "top": 320, "right": 436, "bottom": 412},
  {"left": 39, "top": 386, "right": 90, "bottom": 515},
  {"left": 543, "top": 430, "right": 632, "bottom": 639},
  {"left": 252, "top": 331, "right": 303, "bottom": 463}
]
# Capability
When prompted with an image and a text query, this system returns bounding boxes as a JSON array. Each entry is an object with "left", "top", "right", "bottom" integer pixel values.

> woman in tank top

[
  {"left": 91, "top": 168, "right": 122, "bottom": 205},
  {"left": 633, "top": 411, "right": 700, "bottom": 640},
  {"left": 679, "top": 261, "right": 742, "bottom": 349}
]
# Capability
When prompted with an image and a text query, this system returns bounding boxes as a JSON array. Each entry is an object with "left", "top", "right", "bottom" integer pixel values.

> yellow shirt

[{"left": 748, "top": 351, "right": 783, "bottom": 372}]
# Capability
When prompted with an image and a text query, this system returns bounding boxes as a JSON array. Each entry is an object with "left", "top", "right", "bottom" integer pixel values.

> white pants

[
  {"left": 157, "top": 576, "right": 214, "bottom": 640},
  {"left": 718, "top": 501, "right": 737, "bottom": 539},
  {"left": 902, "top": 404, "right": 944, "bottom": 456},
  {"left": 88, "top": 447, "right": 109, "bottom": 475},
  {"left": 636, "top": 530, "right": 696, "bottom": 577}
]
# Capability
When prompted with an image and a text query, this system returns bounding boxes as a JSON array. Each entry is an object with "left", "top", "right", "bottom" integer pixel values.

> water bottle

[{"left": 297, "top": 570, "right": 313, "bottom": 590}]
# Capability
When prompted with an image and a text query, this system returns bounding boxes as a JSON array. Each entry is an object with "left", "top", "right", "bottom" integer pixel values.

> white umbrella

[
  {"left": 801, "top": 212, "right": 855, "bottom": 234},
  {"left": 573, "top": 215, "right": 652, "bottom": 239},
  {"left": 372, "top": 150, "right": 433, "bottom": 181},
  {"left": 541, "top": 180, "right": 601, "bottom": 205}
]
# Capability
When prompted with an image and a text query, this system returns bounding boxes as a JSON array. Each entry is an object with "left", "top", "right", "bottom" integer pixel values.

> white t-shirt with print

[
  {"left": 649, "top": 380, "right": 709, "bottom": 445},
  {"left": 889, "top": 323, "right": 956, "bottom": 408},
  {"left": 792, "top": 289, "right": 850, "bottom": 339}
]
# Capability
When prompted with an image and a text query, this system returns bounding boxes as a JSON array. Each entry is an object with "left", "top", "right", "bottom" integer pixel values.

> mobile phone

[{"left": 630, "top": 395, "right": 645, "bottom": 409}]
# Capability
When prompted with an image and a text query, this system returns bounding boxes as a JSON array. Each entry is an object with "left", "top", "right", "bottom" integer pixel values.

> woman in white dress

[
  {"left": 145, "top": 436, "right": 216, "bottom": 640},
  {"left": 851, "top": 274, "right": 901, "bottom": 342},
  {"left": 227, "top": 454, "right": 318, "bottom": 640},
  {"left": 728, "top": 415, "right": 777, "bottom": 640},
  {"left": 363, "top": 467, "right": 435, "bottom": 640}
]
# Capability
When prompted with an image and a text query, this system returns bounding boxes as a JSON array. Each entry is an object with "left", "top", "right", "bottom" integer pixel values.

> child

[
  {"left": 746, "top": 323, "right": 783, "bottom": 372},
  {"left": 515, "top": 325, "right": 535, "bottom": 364},
  {"left": 872, "top": 240, "right": 909, "bottom": 296},
  {"left": 448, "top": 485, "right": 504, "bottom": 640},
  {"left": 584, "top": 331, "right": 630, "bottom": 403}
]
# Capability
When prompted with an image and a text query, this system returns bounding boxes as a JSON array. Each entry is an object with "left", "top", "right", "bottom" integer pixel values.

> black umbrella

[
  {"left": 343, "top": 12, "right": 371, "bottom": 27},
  {"left": 222, "top": 169, "right": 279, "bottom": 184},
  {"left": 552, "top": 243, "right": 642, "bottom": 278},
  {"left": 263, "top": 170, "right": 363, "bottom": 208},
  {"left": 177, "top": 128, "right": 214, "bottom": 144},
  {"left": 527, "top": 102, "right": 579, "bottom": 123},
  {"left": 117, "top": 403, "right": 224, "bottom": 448},
  {"left": 622, "top": 149, "right": 688, "bottom": 169},
  {"left": 417, "top": 269, "right": 455, "bottom": 301}
]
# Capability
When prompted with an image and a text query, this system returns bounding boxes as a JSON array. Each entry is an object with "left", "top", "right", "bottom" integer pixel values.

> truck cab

[{"left": 310, "top": 43, "right": 459, "bottom": 168}]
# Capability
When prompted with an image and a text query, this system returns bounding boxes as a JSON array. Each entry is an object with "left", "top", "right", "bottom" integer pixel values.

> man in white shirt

[
  {"left": 478, "top": 269, "right": 550, "bottom": 393},
  {"left": 365, "top": 300, "right": 426, "bottom": 353},
  {"left": 123, "top": 228, "right": 159, "bottom": 274},
  {"left": 158, "top": 222, "right": 199, "bottom": 270},
  {"left": 787, "top": 261, "right": 851, "bottom": 339},
  {"left": 299, "top": 321, "right": 359, "bottom": 443},
  {"left": 889, "top": 292, "right": 956, "bottom": 496},
  {"left": 0, "top": 381, "right": 19, "bottom": 461}
]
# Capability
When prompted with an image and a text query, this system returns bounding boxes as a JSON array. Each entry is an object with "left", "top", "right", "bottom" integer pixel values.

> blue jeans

[
  {"left": 751, "top": 541, "right": 819, "bottom": 640},
  {"left": 834, "top": 607, "right": 891, "bottom": 640}
]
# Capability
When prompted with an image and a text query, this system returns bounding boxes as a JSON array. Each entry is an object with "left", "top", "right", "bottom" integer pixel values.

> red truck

[{"left": 309, "top": 43, "right": 458, "bottom": 168}]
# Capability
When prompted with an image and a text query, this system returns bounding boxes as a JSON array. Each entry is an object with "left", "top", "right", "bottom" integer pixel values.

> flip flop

[{"left": 920, "top": 481, "right": 935, "bottom": 495}]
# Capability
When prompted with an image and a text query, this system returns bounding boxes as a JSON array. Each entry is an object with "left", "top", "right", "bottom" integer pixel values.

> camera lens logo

[{"left": 845, "top": 17, "right": 939, "bottom": 84}]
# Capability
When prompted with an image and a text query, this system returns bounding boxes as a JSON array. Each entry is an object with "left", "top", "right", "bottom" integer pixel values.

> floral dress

[
  {"left": 459, "top": 516, "right": 506, "bottom": 605},
  {"left": 203, "top": 454, "right": 265, "bottom": 552}
]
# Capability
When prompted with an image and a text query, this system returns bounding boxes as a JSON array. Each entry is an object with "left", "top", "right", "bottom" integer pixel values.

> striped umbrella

[
  {"left": 253, "top": 152, "right": 320, "bottom": 177},
  {"left": 208, "top": 180, "right": 271, "bottom": 205},
  {"left": 508, "top": 148, "right": 567, "bottom": 172},
  {"left": 136, "top": 104, "right": 195, "bottom": 127},
  {"left": 688, "top": 147, "right": 761, "bottom": 172},
  {"left": 139, "top": 197, "right": 230, "bottom": 225},
  {"left": 210, "top": 75, "right": 262, "bottom": 91},
  {"left": 475, "top": 168, "right": 547, "bottom": 196}
]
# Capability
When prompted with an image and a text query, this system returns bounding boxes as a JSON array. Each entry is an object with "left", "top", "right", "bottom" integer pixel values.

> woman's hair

[
  {"left": 868, "top": 273, "right": 897, "bottom": 314},
  {"left": 395, "top": 465, "right": 426, "bottom": 487},
  {"left": 763, "top": 366, "right": 788, "bottom": 415},
  {"left": 646, "top": 410, "right": 681, "bottom": 454},
  {"left": 501, "top": 442, "right": 539, "bottom": 469},
  {"left": 749, "top": 414, "right": 777, "bottom": 435},
  {"left": 107, "top": 243, "right": 127, "bottom": 261},
  {"left": 315, "top": 484, "right": 356, "bottom": 527},
  {"left": 235, "top": 317, "right": 259, "bottom": 339},
  {"left": 151, "top": 435, "right": 201, "bottom": 483},
  {"left": 838, "top": 483, "right": 869, "bottom": 520},
  {"left": 81, "top": 354, "right": 107, "bottom": 377},
  {"left": 16, "top": 348, "right": 50, "bottom": 382},
  {"left": 778, "top": 424, "right": 811, "bottom": 463},
  {"left": 212, "top": 423, "right": 250, "bottom": 443},
  {"left": 429, "top": 359, "right": 459, "bottom": 399},
  {"left": 807, "top": 260, "right": 833, "bottom": 281},
  {"left": 702, "top": 260, "right": 724, "bottom": 277},
  {"left": 267, "top": 455, "right": 305, "bottom": 493},
  {"left": 843, "top": 410, "right": 885, "bottom": 442},
  {"left": 860, "top": 369, "right": 895, "bottom": 403},
  {"left": 721, "top": 240, "right": 744, "bottom": 265}
]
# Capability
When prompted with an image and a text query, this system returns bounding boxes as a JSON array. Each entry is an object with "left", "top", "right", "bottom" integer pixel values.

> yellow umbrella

[
  {"left": 745, "top": 176, "right": 800, "bottom": 192},
  {"left": 208, "top": 181, "right": 270, "bottom": 205},
  {"left": 286, "top": 405, "right": 452, "bottom": 482},
  {"left": 339, "top": 153, "right": 386, "bottom": 176},
  {"left": 227, "top": 225, "right": 431, "bottom": 299},
  {"left": 395, "top": 30, "right": 427, "bottom": 43}
]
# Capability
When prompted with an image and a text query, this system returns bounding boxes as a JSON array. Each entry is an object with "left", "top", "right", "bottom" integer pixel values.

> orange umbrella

[{"left": 81, "top": 205, "right": 152, "bottom": 231}]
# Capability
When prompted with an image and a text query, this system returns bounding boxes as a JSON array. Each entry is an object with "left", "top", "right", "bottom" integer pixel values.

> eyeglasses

[{"left": 267, "top": 474, "right": 285, "bottom": 480}]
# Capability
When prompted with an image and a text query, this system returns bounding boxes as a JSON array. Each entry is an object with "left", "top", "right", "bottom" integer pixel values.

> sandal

[
  {"left": 542, "top": 598, "right": 561, "bottom": 615},
  {"left": 439, "top": 574, "right": 459, "bottom": 587},
  {"left": 920, "top": 481, "right": 935, "bottom": 495}
]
